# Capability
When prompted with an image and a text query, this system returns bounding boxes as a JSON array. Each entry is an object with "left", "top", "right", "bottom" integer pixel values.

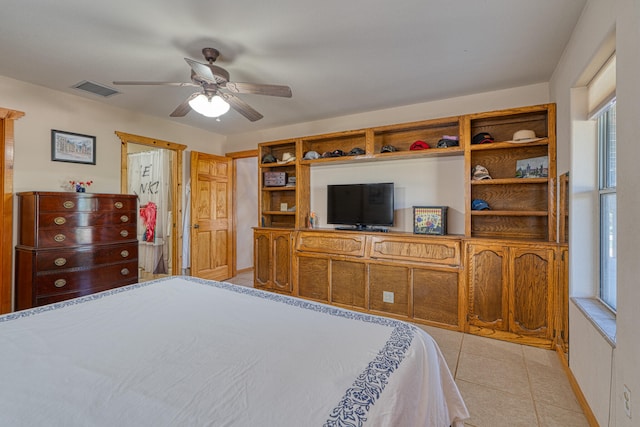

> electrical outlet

[
  {"left": 624, "top": 384, "right": 632, "bottom": 419},
  {"left": 382, "top": 291, "right": 394, "bottom": 303}
]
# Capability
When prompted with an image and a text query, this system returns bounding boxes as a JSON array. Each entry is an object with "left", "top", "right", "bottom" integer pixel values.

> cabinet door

[
  {"left": 254, "top": 231, "right": 271, "bottom": 288},
  {"left": 467, "top": 243, "right": 508, "bottom": 331},
  {"left": 556, "top": 245, "right": 569, "bottom": 352},
  {"left": 509, "top": 245, "right": 556, "bottom": 338},
  {"left": 272, "top": 232, "right": 292, "bottom": 292}
]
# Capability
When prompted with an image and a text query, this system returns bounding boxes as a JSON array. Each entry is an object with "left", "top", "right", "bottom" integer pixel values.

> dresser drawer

[
  {"left": 34, "top": 260, "right": 139, "bottom": 297},
  {"left": 35, "top": 195, "right": 97, "bottom": 212},
  {"left": 39, "top": 211, "right": 136, "bottom": 228},
  {"left": 35, "top": 224, "right": 137, "bottom": 248},
  {"left": 35, "top": 243, "right": 138, "bottom": 271},
  {"left": 96, "top": 196, "right": 138, "bottom": 212},
  {"left": 35, "top": 280, "right": 135, "bottom": 307}
]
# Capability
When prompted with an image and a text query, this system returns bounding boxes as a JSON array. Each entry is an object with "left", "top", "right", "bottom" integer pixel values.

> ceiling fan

[{"left": 113, "top": 47, "right": 292, "bottom": 121}]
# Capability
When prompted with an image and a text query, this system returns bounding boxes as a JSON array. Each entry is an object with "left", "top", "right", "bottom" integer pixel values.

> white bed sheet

[{"left": 0, "top": 276, "right": 468, "bottom": 426}]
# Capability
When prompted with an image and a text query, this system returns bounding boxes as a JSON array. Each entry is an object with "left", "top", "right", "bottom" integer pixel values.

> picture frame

[
  {"left": 413, "top": 206, "right": 448, "bottom": 235},
  {"left": 515, "top": 155, "right": 548, "bottom": 178},
  {"left": 51, "top": 129, "right": 96, "bottom": 165}
]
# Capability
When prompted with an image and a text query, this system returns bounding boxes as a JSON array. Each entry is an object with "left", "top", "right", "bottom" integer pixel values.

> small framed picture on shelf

[
  {"left": 51, "top": 129, "right": 96, "bottom": 165},
  {"left": 515, "top": 156, "right": 548, "bottom": 178},
  {"left": 413, "top": 206, "right": 448, "bottom": 235}
]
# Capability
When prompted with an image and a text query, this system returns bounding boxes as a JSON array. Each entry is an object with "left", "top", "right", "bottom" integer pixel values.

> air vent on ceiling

[{"left": 72, "top": 80, "right": 120, "bottom": 97}]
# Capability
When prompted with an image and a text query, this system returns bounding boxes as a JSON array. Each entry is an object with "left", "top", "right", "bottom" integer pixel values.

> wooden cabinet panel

[
  {"left": 331, "top": 260, "right": 366, "bottom": 309},
  {"left": 413, "top": 268, "right": 459, "bottom": 327},
  {"left": 466, "top": 240, "right": 557, "bottom": 347},
  {"left": 467, "top": 243, "right": 508, "bottom": 330},
  {"left": 510, "top": 246, "right": 555, "bottom": 338},
  {"left": 369, "top": 264, "right": 409, "bottom": 317},
  {"left": 369, "top": 236, "right": 460, "bottom": 266},
  {"left": 253, "top": 229, "right": 292, "bottom": 293},
  {"left": 296, "top": 231, "right": 366, "bottom": 257},
  {"left": 297, "top": 255, "right": 329, "bottom": 302},
  {"left": 272, "top": 233, "right": 291, "bottom": 292}
]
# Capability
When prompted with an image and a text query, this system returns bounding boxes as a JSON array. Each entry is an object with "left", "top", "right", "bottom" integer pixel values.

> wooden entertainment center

[{"left": 254, "top": 103, "right": 567, "bottom": 349}]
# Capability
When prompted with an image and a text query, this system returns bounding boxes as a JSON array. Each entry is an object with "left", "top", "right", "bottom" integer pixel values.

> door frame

[
  {"left": 116, "top": 131, "right": 186, "bottom": 274},
  {"left": 0, "top": 108, "right": 24, "bottom": 314},
  {"left": 225, "top": 149, "right": 258, "bottom": 278}
]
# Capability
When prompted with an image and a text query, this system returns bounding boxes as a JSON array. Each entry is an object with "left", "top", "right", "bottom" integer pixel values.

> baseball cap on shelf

[
  {"left": 472, "top": 132, "right": 494, "bottom": 145},
  {"left": 507, "top": 129, "right": 543, "bottom": 143},
  {"left": 277, "top": 152, "right": 296, "bottom": 164},
  {"left": 262, "top": 153, "right": 276, "bottom": 164},
  {"left": 303, "top": 150, "right": 320, "bottom": 160},
  {"left": 381, "top": 145, "right": 398, "bottom": 153},
  {"left": 348, "top": 147, "right": 365, "bottom": 155},
  {"left": 472, "top": 165, "right": 492, "bottom": 180},
  {"left": 471, "top": 199, "right": 491, "bottom": 210},
  {"left": 410, "top": 140, "right": 430, "bottom": 150},
  {"left": 437, "top": 137, "right": 460, "bottom": 148}
]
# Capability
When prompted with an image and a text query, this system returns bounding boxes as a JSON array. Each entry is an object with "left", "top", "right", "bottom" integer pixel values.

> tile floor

[{"left": 226, "top": 270, "right": 589, "bottom": 427}]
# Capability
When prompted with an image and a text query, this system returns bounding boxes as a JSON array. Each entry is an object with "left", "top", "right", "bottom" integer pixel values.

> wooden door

[
  {"left": 509, "top": 244, "right": 556, "bottom": 339},
  {"left": 0, "top": 108, "right": 24, "bottom": 314},
  {"left": 190, "top": 152, "right": 233, "bottom": 281},
  {"left": 466, "top": 242, "right": 509, "bottom": 331}
]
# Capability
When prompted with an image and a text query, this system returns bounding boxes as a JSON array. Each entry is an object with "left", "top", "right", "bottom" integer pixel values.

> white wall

[
  {"left": 235, "top": 157, "right": 258, "bottom": 270},
  {"left": 550, "top": 0, "right": 640, "bottom": 425}
]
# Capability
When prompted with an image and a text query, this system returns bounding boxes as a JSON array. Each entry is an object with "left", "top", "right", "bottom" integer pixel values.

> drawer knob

[
  {"left": 120, "top": 250, "right": 129, "bottom": 258},
  {"left": 114, "top": 201, "right": 124, "bottom": 209},
  {"left": 54, "top": 234, "right": 66, "bottom": 242},
  {"left": 54, "top": 257, "right": 67, "bottom": 266},
  {"left": 63, "top": 201, "right": 75, "bottom": 209},
  {"left": 120, "top": 268, "right": 130, "bottom": 276},
  {"left": 120, "top": 215, "right": 129, "bottom": 223},
  {"left": 54, "top": 279, "right": 67, "bottom": 288},
  {"left": 54, "top": 217, "right": 67, "bottom": 225},
  {"left": 120, "top": 230, "right": 129, "bottom": 237}
]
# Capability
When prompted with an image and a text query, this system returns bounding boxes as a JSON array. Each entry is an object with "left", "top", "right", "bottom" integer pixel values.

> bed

[{"left": 0, "top": 276, "right": 469, "bottom": 426}]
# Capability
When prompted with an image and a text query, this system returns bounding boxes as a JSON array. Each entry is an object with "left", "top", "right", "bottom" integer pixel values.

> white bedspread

[{"left": 0, "top": 276, "right": 468, "bottom": 426}]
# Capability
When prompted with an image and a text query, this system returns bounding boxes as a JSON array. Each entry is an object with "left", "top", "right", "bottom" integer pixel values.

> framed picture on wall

[
  {"left": 51, "top": 129, "right": 96, "bottom": 165},
  {"left": 413, "top": 206, "right": 448, "bottom": 235}
]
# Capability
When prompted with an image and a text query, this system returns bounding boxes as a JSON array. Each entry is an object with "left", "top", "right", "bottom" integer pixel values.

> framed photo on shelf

[
  {"left": 515, "top": 155, "right": 548, "bottom": 178},
  {"left": 413, "top": 206, "right": 448, "bottom": 235},
  {"left": 51, "top": 129, "right": 96, "bottom": 165}
]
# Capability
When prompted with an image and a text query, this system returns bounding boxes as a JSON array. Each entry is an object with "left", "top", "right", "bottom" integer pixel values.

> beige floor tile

[
  {"left": 526, "top": 359, "right": 582, "bottom": 413},
  {"left": 522, "top": 345, "right": 564, "bottom": 370},
  {"left": 456, "top": 379, "right": 539, "bottom": 427},
  {"left": 457, "top": 351, "right": 532, "bottom": 399},
  {"left": 461, "top": 333, "right": 525, "bottom": 364},
  {"left": 535, "top": 401, "right": 590, "bottom": 427}
]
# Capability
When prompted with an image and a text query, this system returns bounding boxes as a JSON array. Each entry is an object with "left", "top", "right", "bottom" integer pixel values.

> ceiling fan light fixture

[{"left": 188, "top": 94, "right": 230, "bottom": 118}]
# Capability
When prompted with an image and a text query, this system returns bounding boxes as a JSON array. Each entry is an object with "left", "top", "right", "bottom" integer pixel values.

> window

[{"left": 598, "top": 100, "right": 616, "bottom": 311}]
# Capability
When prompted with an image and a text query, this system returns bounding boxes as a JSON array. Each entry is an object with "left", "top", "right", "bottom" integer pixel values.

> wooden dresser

[{"left": 14, "top": 192, "right": 139, "bottom": 310}]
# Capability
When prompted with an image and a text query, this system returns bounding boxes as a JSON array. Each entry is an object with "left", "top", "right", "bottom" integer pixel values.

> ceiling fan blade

[
  {"left": 225, "top": 82, "right": 292, "bottom": 98},
  {"left": 185, "top": 58, "right": 217, "bottom": 83},
  {"left": 219, "top": 92, "right": 263, "bottom": 122},
  {"left": 169, "top": 92, "right": 200, "bottom": 117},
  {"left": 113, "top": 81, "right": 198, "bottom": 87}
]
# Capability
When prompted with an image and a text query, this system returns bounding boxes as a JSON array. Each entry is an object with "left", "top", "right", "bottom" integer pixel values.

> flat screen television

[{"left": 327, "top": 182, "right": 394, "bottom": 230}]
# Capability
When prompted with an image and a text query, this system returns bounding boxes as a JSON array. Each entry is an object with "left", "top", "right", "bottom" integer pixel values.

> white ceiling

[{"left": 0, "top": 0, "right": 586, "bottom": 136}]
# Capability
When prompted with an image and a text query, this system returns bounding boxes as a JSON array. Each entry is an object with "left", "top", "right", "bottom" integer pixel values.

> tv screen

[{"left": 327, "top": 183, "right": 394, "bottom": 229}]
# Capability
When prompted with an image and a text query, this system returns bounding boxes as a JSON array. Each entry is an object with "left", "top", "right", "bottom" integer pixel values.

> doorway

[{"left": 116, "top": 131, "right": 186, "bottom": 281}]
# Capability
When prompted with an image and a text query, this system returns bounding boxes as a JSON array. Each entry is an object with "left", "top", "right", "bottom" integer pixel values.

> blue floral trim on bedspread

[{"left": 0, "top": 275, "right": 417, "bottom": 426}]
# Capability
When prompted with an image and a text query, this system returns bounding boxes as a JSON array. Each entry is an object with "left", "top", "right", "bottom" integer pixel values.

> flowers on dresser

[{"left": 69, "top": 180, "right": 93, "bottom": 192}]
